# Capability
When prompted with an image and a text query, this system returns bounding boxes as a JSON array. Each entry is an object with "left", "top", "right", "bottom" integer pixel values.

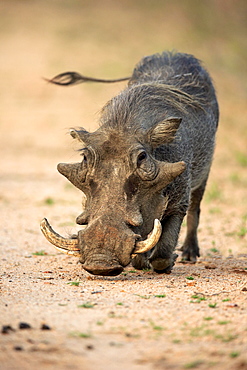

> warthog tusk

[
  {"left": 132, "top": 219, "right": 162, "bottom": 257},
  {"left": 40, "top": 218, "right": 81, "bottom": 257}
]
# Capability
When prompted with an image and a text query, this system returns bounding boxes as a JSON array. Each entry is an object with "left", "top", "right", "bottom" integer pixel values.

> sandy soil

[{"left": 1, "top": 2, "right": 247, "bottom": 369}]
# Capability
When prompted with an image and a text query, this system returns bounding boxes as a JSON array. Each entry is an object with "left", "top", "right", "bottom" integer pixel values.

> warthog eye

[
  {"left": 134, "top": 149, "right": 157, "bottom": 181},
  {"left": 82, "top": 154, "right": 87, "bottom": 163},
  {"left": 80, "top": 148, "right": 92, "bottom": 168},
  {"left": 137, "top": 151, "right": 147, "bottom": 167}
]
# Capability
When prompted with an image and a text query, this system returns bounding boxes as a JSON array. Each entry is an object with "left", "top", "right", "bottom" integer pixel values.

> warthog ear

[
  {"left": 147, "top": 117, "right": 182, "bottom": 148},
  {"left": 70, "top": 128, "right": 91, "bottom": 144}
]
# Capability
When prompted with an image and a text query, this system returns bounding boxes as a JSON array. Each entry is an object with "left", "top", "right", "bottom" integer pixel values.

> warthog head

[{"left": 41, "top": 90, "right": 186, "bottom": 276}]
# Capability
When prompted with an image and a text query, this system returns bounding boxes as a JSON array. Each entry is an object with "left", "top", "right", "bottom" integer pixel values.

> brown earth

[{"left": 0, "top": 1, "right": 247, "bottom": 369}]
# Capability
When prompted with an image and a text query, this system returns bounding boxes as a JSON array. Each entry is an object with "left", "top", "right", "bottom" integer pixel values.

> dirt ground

[{"left": 0, "top": 1, "right": 247, "bottom": 369}]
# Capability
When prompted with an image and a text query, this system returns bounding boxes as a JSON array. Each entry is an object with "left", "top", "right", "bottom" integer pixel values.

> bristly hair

[
  {"left": 100, "top": 81, "right": 205, "bottom": 133},
  {"left": 129, "top": 50, "right": 214, "bottom": 99},
  {"left": 99, "top": 51, "right": 218, "bottom": 133}
]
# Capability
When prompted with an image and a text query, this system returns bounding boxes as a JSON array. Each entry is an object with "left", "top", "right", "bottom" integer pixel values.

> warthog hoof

[{"left": 150, "top": 253, "right": 178, "bottom": 274}]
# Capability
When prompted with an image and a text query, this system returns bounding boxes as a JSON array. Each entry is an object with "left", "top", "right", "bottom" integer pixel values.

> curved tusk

[
  {"left": 40, "top": 218, "right": 81, "bottom": 257},
  {"left": 132, "top": 219, "right": 162, "bottom": 257}
]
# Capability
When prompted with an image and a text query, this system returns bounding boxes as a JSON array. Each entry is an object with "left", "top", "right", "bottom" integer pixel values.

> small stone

[
  {"left": 14, "top": 346, "right": 23, "bottom": 351},
  {"left": 226, "top": 303, "right": 239, "bottom": 308},
  {"left": 1, "top": 325, "right": 15, "bottom": 334},
  {"left": 41, "top": 324, "right": 51, "bottom": 330},
  {"left": 19, "top": 322, "right": 32, "bottom": 330},
  {"left": 241, "top": 287, "right": 247, "bottom": 292},
  {"left": 27, "top": 338, "right": 35, "bottom": 344}
]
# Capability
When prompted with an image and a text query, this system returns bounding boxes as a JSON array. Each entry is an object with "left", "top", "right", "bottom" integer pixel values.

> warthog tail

[{"left": 44, "top": 72, "right": 130, "bottom": 86}]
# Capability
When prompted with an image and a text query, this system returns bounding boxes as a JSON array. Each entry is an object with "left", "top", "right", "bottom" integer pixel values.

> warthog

[{"left": 41, "top": 51, "right": 219, "bottom": 276}]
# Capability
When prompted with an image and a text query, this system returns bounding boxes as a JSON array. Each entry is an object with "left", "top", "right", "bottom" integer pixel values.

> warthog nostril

[{"left": 82, "top": 264, "right": 124, "bottom": 276}]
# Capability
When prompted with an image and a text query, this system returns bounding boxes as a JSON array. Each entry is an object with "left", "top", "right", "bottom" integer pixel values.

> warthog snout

[
  {"left": 82, "top": 261, "right": 124, "bottom": 276},
  {"left": 40, "top": 218, "right": 162, "bottom": 276}
]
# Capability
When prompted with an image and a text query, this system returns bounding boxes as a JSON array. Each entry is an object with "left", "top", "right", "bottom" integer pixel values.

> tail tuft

[{"left": 44, "top": 72, "right": 130, "bottom": 86}]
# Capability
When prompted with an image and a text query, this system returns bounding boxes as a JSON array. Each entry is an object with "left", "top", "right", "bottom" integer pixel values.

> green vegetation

[
  {"left": 209, "top": 207, "right": 221, "bottom": 214},
  {"left": 32, "top": 250, "right": 47, "bottom": 256},
  {"left": 224, "top": 216, "right": 247, "bottom": 238},
  {"left": 218, "top": 321, "right": 230, "bottom": 325},
  {"left": 78, "top": 302, "right": 95, "bottom": 308},
  {"left": 190, "top": 326, "right": 214, "bottom": 338},
  {"left": 135, "top": 294, "right": 151, "bottom": 299},
  {"left": 152, "top": 325, "right": 164, "bottom": 331},
  {"left": 149, "top": 320, "right": 164, "bottom": 331},
  {"left": 237, "top": 216, "right": 247, "bottom": 237},
  {"left": 215, "top": 333, "right": 238, "bottom": 343},
  {"left": 67, "top": 281, "right": 81, "bottom": 286},
  {"left": 184, "top": 360, "right": 204, "bottom": 369},
  {"left": 208, "top": 303, "right": 217, "bottom": 308},
  {"left": 154, "top": 294, "right": 166, "bottom": 298},
  {"left": 210, "top": 247, "right": 219, "bottom": 253},
  {"left": 205, "top": 183, "right": 222, "bottom": 203},
  {"left": 135, "top": 293, "right": 166, "bottom": 299},
  {"left": 237, "top": 226, "right": 247, "bottom": 237},
  {"left": 235, "top": 152, "right": 247, "bottom": 167},
  {"left": 70, "top": 331, "right": 92, "bottom": 338},
  {"left": 190, "top": 295, "right": 206, "bottom": 303},
  {"left": 188, "top": 324, "right": 238, "bottom": 344},
  {"left": 77, "top": 332, "right": 91, "bottom": 338},
  {"left": 44, "top": 197, "right": 55, "bottom": 205},
  {"left": 229, "top": 173, "right": 241, "bottom": 184},
  {"left": 121, "top": 269, "right": 143, "bottom": 275}
]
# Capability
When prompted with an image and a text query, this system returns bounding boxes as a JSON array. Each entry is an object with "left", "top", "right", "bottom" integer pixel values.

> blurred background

[{"left": 0, "top": 0, "right": 246, "bottom": 254}]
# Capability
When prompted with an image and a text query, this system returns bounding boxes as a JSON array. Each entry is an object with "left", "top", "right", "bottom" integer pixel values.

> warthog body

[{"left": 41, "top": 51, "right": 219, "bottom": 276}]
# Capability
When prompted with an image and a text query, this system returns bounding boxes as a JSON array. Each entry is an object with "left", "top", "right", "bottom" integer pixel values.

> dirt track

[{"left": 1, "top": 1, "right": 247, "bottom": 369}]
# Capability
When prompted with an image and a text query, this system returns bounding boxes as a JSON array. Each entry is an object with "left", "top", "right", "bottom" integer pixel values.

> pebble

[
  {"left": 1, "top": 325, "right": 15, "bottom": 334},
  {"left": 86, "top": 344, "right": 94, "bottom": 350},
  {"left": 13, "top": 346, "right": 23, "bottom": 351},
  {"left": 19, "top": 322, "right": 32, "bottom": 330},
  {"left": 41, "top": 324, "right": 51, "bottom": 330}
]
